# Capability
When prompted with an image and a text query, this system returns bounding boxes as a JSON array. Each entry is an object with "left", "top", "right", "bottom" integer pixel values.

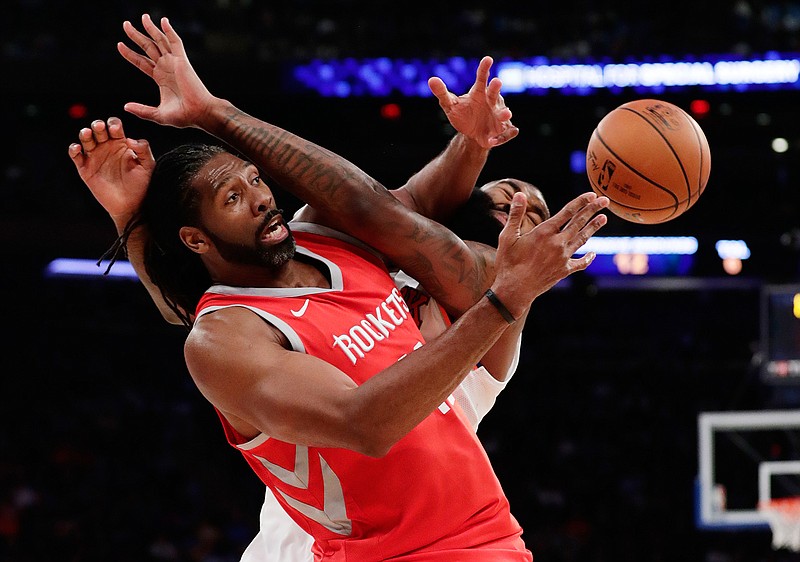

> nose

[{"left": 253, "top": 190, "right": 274, "bottom": 216}]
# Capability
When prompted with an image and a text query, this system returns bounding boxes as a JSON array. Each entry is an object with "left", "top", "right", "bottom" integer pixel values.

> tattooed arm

[
  {"left": 117, "top": 14, "right": 606, "bottom": 319},
  {"left": 296, "top": 55, "right": 517, "bottom": 226}
]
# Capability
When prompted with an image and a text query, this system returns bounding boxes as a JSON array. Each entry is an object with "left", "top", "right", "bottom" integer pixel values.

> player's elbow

[
  {"left": 338, "top": 390, "right": 409, "bottom": 457},
  {"left": 345, "top": 425, "right": 397, "bottom": 458},
  {"left": 343, "top": 412, "right": 401, "bottom": 458}
]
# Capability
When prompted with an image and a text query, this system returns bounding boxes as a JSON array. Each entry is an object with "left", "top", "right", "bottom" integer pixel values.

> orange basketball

[{"left": 586, "top": 99, "right": 711, "bottom": 224}]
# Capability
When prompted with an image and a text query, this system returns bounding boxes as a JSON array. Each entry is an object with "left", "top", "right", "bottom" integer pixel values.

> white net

[{"left": 758, "top": 498, "right": 800, "bottom": 552}]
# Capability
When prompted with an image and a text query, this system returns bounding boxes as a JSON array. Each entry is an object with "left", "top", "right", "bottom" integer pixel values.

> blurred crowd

[{"left": 3, "top": 1, "right": 800, "bottom": 64}]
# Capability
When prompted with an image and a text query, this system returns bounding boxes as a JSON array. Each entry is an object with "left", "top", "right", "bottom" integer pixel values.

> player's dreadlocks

[{"left": 99, "top": 144, "right": 226, "bottom": 328}]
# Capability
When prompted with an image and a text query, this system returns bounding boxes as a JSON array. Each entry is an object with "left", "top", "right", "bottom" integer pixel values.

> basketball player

[
  {"left": 69, "top": 30, "right": 544, "bottom": 558},
  {"left": 70, "top": 106, "right": 548, "bottom": 562},
  {"left": 71, "top": 115, "right": 547, "bottom": 560},
  {"left": 238, "top": 178, "right": 550, "bottom": 562},
  {"left": 70, "top": 62, "right": 544, "bottom": 562},
  {"left": 73, "top": 14, "right": 607, "bottom": 560}
]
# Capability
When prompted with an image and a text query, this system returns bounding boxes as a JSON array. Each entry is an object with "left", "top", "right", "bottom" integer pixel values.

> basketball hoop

[{"left": 758, "top": 497, "right": 800, "bottom": 552}]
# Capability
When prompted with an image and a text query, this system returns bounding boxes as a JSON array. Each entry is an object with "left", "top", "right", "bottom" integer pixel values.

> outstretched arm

[
  {"left": 393, "top": 56, "right": 519, "bottom": 221},
  {"left": 296, "top": 56, "right": 516, "bottom": 225},
  {"left": 67, "top": 118, "right": 183, "bottom": 324},
  {"left": 67, "top": 60, "right": 512, "bottom": 327},
  {"left": 118, "top": 14, "right": 606, "bottom": 317}
]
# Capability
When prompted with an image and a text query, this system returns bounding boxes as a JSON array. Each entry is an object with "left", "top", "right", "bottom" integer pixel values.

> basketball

[{"left": 585, "top": 99, "right": 711, "bottom": 224}]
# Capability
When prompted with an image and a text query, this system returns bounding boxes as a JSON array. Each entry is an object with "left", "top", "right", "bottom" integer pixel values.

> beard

[
  {"left": 205, "top": 209, "right": 297, "bottom": 269},
  {"left": 444, "top": 188, "right": 503, "bottom": 249}
]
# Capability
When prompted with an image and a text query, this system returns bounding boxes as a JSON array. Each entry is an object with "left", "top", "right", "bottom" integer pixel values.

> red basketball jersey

[{"left": 196, "top": 224, "right": 531, "bottom": 561}]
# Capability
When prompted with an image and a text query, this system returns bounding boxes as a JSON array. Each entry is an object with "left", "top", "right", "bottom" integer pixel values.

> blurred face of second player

[
  {"left": 190, "top": 152, "right": 296, "bottom": 268},
  {"left": 480, "top": 179, "right": 550, "bottom": 233}
]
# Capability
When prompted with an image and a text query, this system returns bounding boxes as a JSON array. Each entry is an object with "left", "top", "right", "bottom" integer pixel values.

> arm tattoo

[
  {"left": 212, "top": 106, "right": 488, "bottom": 310},
  {"left": 216, "top": 108, "right": 374, "bottom": 210}
]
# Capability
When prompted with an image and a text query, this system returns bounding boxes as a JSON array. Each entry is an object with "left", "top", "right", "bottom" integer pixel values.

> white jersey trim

[
  {"left": 196, "top": 304, "right": 307, "bottom": 354},
  {"left": 205, "top": 244, "right": 343, "bottom": 299}
]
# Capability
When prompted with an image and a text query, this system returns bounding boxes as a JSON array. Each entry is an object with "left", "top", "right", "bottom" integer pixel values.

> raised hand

[
  {"left": 117, "top": 14, "right": 217, "bottom": 129},
  {"left": 68, "top": 117, "right": 155, "bottom": 227},
  {"left": 428, "top": 56, "right": 519, "bottom": 149},
  {"left": 491, "top": 191, "right": 609, "bottom": 318}
]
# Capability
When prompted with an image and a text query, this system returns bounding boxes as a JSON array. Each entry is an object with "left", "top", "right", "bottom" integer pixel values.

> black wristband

[{"left": 484, "top": 289, "right": 516, "bottom": 324}]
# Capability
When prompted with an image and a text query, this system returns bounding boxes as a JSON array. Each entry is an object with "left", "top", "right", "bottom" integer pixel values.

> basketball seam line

[
  {"left": 682, "top": 108, "right": 709, "bottom": 203},
  {"left": 593, "top": 129, "right": 679, "bottom": 219},
  {"left": 620, "top": 106, "right": 693, "bottom": 211}
]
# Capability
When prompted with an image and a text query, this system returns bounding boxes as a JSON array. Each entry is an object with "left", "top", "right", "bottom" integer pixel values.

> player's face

[
  {"left": 192, "top": 152, "right": 296, "bottom": 268},
  {"left": 480, "top": 179, "right": 550, "bottom": 233}
]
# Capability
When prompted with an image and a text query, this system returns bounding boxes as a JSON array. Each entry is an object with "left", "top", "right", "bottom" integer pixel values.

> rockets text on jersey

[{"left": 331, "top": 287, "right": 412, "bottom": 365}]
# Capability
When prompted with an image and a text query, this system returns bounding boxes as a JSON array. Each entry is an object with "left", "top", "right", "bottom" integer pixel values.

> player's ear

[{"left": 180, "top": 226, "right": 210, "bottom": 254}]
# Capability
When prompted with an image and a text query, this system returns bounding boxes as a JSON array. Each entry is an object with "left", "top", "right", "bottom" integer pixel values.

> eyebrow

[
  {"left": 503, "top": 180, "right": 524, "bottom": 193},
  {"left": 211, "top": 159, "right": 257, "bottom": 193}
]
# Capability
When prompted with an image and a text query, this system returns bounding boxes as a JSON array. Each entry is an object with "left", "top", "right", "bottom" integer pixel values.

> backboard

[{"left": 696, "top": 410, "right": 800, "bottom": 530}]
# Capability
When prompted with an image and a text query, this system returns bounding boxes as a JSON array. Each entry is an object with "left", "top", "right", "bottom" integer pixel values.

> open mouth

[{"left": 260, "top": 213, "right": 288, "bottom": 243}]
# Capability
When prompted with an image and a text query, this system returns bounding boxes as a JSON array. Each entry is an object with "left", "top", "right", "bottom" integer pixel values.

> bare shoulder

[
  {"left": 184, "top": 307, "right": 288, "bottom": 384},
  {"left": 184, "top": 306, "right": 292, "bottom": 438}
]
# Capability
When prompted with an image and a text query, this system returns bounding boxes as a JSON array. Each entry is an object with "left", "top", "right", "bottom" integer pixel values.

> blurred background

[{"left": 3, "top": 1, "right": 800, "bottom": 560}]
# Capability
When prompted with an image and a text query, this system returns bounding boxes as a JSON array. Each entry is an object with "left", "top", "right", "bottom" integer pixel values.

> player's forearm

[
  {"left": 198, "top": 100, "right": 491, "bottom": 308},
  {"left": 198, "top": 100, "right": 386, "bottom": 226},
  {"left": 353, "top": 295, "right": 515, "bottom": 456},
  {"left": 436, "top": 241, "right": 523, "bottom": 381},
  {"left": 399, "top": 133, "right": 488, "bottom": 221},
  {"left": 479, "top": 309, "right": 528, "bottom": 382},
  {"left": 123, "top": 225, "right": 185, "bottom": 325}
]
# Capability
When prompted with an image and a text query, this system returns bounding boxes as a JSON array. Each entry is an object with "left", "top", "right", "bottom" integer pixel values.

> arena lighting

[
  {"left": 44, "top": 236, "right": 692, "bottom": 280},
  {"left": 576, "top": 236, "right": 699, "bottom": 256},
  {"left": 569, "top": 150, "right": 586, "bottom": 174},
  {"left": 496, "top": 57, "right": 800, "bottom": 94},
  {"left": 715, "top": 239, "right": 751, "bottom": 276},
  {"left": 715, "top": 239, "right": 751, "bottom": 260},
  {"left": 772, "top": 137, "right": 790, "bottom": 153},
  {"left": 46, "top": 238, "right": 698, "bottom": 281},
  {"left": 288, "top": 54, "right": 800, "bottom": 97},
  {"left": 380, "top": 102, "right": 402, "bottom": 119},
  {"left": 44, "top": 258, "right": 137, "bottom": 279},
  {"left": 689, "top": 99, "right": 711, "bottom": 118},
  {"left": 68, "top": 103, "right": 88, "bottom": 119},
  {"left": 574, "top": 236, "right": 698, "bottom": 276}
]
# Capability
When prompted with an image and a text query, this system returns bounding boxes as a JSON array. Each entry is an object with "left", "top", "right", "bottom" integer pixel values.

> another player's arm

[
  {"left": 298, "top": 56, "right": 515, "bottom": 224},
  {"left": 297, "top": 132, "right": 488, "bottom": 225},
  {"left": 390, "top": 133, "right": 488, "bottom": 221},
  {"left": 391, "top": 55, "right": 517, "bottom": 221},
  {"left": 119, "top": 221, "right": 186, "bottom": 324},
  {"left": 460, "top": 240, "right": 527, "bottom": 381},
  {"left": 119, "top": 15, "right": 607, "bottom": 315},
  {"left": 68, "top": 117, "right": 184, "bottom": 325}
]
